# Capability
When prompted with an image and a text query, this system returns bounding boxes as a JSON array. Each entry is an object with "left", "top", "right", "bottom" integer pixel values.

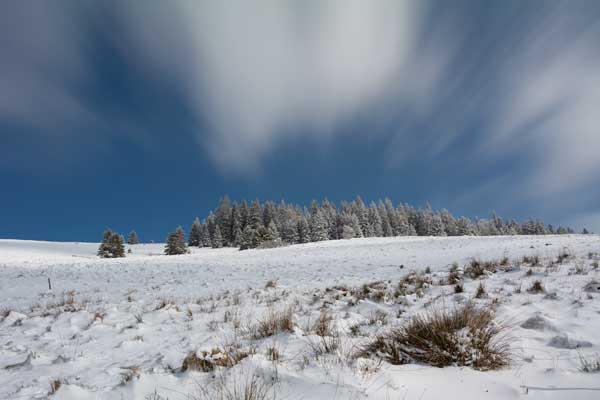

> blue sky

[{"left": 2, "top": 1, "right": 600, "bottom": 242}]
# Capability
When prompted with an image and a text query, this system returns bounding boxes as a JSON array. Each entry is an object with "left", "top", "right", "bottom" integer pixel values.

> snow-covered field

[{"left": 1, "top": 235, "right": 599, "bottom": 399}]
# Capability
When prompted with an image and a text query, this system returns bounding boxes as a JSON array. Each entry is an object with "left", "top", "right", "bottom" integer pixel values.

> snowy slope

[{"left": 1, "top": 235, "right": 599, "bottom": 399}]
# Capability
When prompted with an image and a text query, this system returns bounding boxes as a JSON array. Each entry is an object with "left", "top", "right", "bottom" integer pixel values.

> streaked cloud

[{"left": 1, "top": 0, "right": 599, "bottom": 203}]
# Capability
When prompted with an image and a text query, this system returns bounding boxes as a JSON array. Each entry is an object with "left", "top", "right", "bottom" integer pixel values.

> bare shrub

[
  {"left": 454, "top": 284, "right": 464, "bottom": 294},
  {"left": 359, "top": 303, "right": 510, "bottom": 370},
  {"left": 527, "top": 280, "right": 545, "bottom": 294},
  {"left": 251, "top": 306, "right": 294, "bottom": 339}
]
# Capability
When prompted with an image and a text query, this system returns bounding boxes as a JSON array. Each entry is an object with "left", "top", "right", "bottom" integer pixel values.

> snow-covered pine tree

[
  {"left": 98, "top": 229, "right": 126, "bottom": 258},
  {"left": 262, "top": 201, "right": 277, "bottom": 228},
  {"left": 240, "top": 200, "right": 249, "bottom": 230},
  {"left": 341, "top": 225, "right": 355, "bottom": 239},
  {"left": 230, "top": 202, "right": 241, "bottom": 246},
  {"left": 297, "top": 216, "right": 310, "bottom": 243},
  {"left": 417, "top": 204, "right": 434, "bottom": 236},
  {"left": 188, "top": 217, "right": 202, "bottom": 247},
  {"left": 212, "top": 225, "right": 224, "bottom": 248},
  {"left": 350, "top": 214, "right": 363, "bottom": 238},
  {"left": 368, "top": 203, "right": 383, "bottom": 237},
  {"left": 239, "top": 225, "right": 256, "bottom": 250},
  {"left": 127, "top": 230, "right": 139, "bottom": 245},
  {"left": 232, "top": 226, "right": 243, "bottom": 247},
  {"left": 215, "top": 196, "right": 231, "bottom": 245},
  {"left": 384, "top": 198, "right": 399, "bottom": 235},
  {"left": 207, "top": 213, "right": 216, "bottom": 244},
  {"left": 267, "top": 221, "right": 280, "bottom": 241},
  {"left": 354, "top": 196, "right": 372, "bottom": 237},
  {"left": 456, "top": 217, "right": 473, "bottom": 236},
  {"left": 248, "top": 200, "right": 262, "bottom": 230},
  {"left": 199, "top": 222, "right": 211, "bottom": 247},
  {"left": 165, "top": 227, "right": 188, "bottom": 255},
  {"left": 309, "top": 201, "right": 328, "bottom": 242},
  {"left": 377, "top": 200, "right": 393, "bottom": 237},
  {"left": 430, "top": 214, "right": 446, "bottom": 236},
  {"left": 98, "top": 229, "right": 113, "bottom": 258},
  {"left": 396, "top": 213, "right": 412, "bottom": 236},
  {"left": 280, "top": 206, "right": 299, "bottom": 243},
  {"left": 440, "top": 209, "right": 457, "bottom": 236}
]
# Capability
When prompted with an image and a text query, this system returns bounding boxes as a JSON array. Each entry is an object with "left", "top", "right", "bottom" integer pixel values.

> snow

[{"left": 1, "top": 235, "right": 599, "bottom": 399}]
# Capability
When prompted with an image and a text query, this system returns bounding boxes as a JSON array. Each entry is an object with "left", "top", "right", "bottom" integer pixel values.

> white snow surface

[{"left": 1, "top": 235, "right": 599, "bottom": 399}]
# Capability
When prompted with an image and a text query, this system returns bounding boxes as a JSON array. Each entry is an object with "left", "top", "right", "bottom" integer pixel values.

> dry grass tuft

[
  {"left": 194, "top": 368, "right": 274, "bottom": 400},
  {"left": 527, "top": 280, "right": 545, "bottom": 294},
  {"left": 251, "top": 305, "right": 294, "bottom": 339},
  {"left": 578, "top": 351, "right": 600, "bottom": 373},
  {"left": 465, "top": 259, "right": 499, "bottom": 279},
  {"left": 313, "top": 311, "right": 333, "bottom": 337},
  {"left": 49, "top": 378, "right": 62, "bottom": 395},
  {"left": 359, "top": 303, "right": 510, "bottom": 370},
  {"left": 475, "top": 282, "right": 486, "bottom": 298},
  {"left": 264, "top": 280, "right": 277, "bottom": 290},
  {"left": 182, "top": 347, "right": 249, "bottom": 372}
]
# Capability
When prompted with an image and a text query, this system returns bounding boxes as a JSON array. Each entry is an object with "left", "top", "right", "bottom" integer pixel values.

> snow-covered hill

[{"left": 1, "top": 235, "right": 599, "bottom": 399}]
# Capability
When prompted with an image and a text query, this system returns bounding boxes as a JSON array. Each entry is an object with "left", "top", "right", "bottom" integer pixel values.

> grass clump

[
  {"left": 251, "top": 305, "right": 294, "bottom": 339},
  {"left": 475, "top": 282, "right": 486, "bottom": 298},
  {"left": 578, "top": 351, "right": 600, "bottom": 373},
  {"left": 182, "top": 347, "right": 249, "bottom": 372},
  {"left": 359, "top": 303, "right": 510, "bottom": 371},
  {"left": 527, "top": 280, "right": 544, "bottom": 294}
]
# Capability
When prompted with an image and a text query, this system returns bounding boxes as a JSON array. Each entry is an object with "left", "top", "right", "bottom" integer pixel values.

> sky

[{"left": 1, "top": 0, "right": 600, "bottom": 242}]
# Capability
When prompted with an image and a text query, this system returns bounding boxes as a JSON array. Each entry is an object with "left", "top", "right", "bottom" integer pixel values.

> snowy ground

[{"left": 1, "top": 235, "right": 599, "bottom": 399}]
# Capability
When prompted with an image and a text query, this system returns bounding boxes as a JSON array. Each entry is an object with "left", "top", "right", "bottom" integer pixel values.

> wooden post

[{"left": 48, "top": 278, "right": 52, "bottom": 290}]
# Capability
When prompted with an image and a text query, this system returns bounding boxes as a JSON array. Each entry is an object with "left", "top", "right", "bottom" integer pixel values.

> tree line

[
  {"left": 184, "top": 196, "right": 578, "bottom": 252},
  {"left": 97, "top": 196, "right": 583, "bottom": 257}
]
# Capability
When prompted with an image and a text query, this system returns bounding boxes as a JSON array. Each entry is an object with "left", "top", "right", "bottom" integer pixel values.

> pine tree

[
  {"left": 199, "top": 222, "right": 211, "bottom": 247},
  {"left": 230, "top": 202, "right": 241, "bottom": 246},
  {"left": 350, "top": 214, "right": 363, "bottom": 238},
  {"left": 297, "top": 216, "right": 310, "bottom": 243},
  {"left": 98, "top": 229, "right": 126, "bottom": 258},
  {"left": 239, "top": 200, "right": 249, "bottom": 230},
  {"left": 456, "top": 217, "right": 473, "bottom": 236},
  {"left": 368, "top": 203, "right": 383, "bottom": 236},
  {"left": 232, "top": 226, "right": 243, "bottom": 247},
  {"left": 212, "top": 225, "right": 224, "bottom": 248},
  {"left": 215, "top": 196, "right": 232, "bottom": 245},
  {"left": 240, "top": 225, "right": 256, "bottom": 250},
  {"left": 188, "top": 218, "right": 202, "bottom": 247},
  {"left": 430, "top": 214, "right": 446, "bottom": 236},
  {"left": 165, "top": 226, "right": 188, "bottom": 255},
  {"left": 127, "top": 230, "right": 139, "bottom": 245},
  {"left": 309, "top": 206, "right": 328, "bottom": 242},
  {"left": 248, "top": 200, "right": 262, "bottom": 230}
]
